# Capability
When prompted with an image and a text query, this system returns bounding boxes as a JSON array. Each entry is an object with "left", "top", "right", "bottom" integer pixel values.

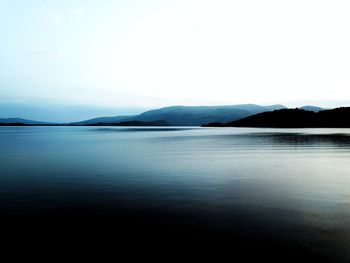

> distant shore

[
  {"left": 0, "top": 120, "right": 169, "bottom": 127},
  {"left": 202, "top": 107, "right": 350, "bottom": 128}
]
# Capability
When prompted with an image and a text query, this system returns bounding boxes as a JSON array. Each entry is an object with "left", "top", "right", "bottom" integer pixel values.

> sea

[{"left": 1, "top": 126, "right": 350, "bottom": 261}]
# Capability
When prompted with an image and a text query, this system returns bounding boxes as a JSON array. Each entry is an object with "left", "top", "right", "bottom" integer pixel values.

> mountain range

[
  {"left": 74, "top": 104, "right": 286, "bottom": 126},
  {"left": 0, "top": 104, "right": 329, "bottom": 126},
  {"left": 0, "top": 118, "right": 50, "bottom": 125},
  {"left": 202, "top": 107, "right": 350, "bottom": 128}
]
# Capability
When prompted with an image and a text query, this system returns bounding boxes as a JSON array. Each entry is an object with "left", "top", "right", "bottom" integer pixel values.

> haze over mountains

[
  {"left": 75, "top": 104, "right": 286, "bottom": 126},
  {"left": 0, "top": 104, "right": 333, "bottom": 126},
  {"left": 0, "top": 103, "right": 147, "bottom": 123},
  {"left": 0, "top": 118, "right": 50, "bottom": 125}
]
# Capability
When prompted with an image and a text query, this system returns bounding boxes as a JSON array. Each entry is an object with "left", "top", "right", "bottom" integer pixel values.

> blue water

[{"left": 1, "top": 126, "right": 350, "bottom": 260}]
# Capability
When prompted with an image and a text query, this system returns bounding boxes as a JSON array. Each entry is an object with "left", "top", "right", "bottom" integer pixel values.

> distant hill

[
  {"left": 2, "top": 104, "right": 331, "bottom": 127},
  {"left": 76, "top": 104, "right": 286, "bottom": 126},
  {"left": 73, "top": 115, "right": 135, "bottom": 125},
  {"left": 85, "top": 120, "right": 169, "bottom": 126},
  {"left": 203, "top": 107, "right": 350, "bottom": 128},
  {"left": 0, "top": 118, "right": 50, "bottom": 125},
  {"left": 0, "top": 102, "right": 147, "bottom": 123},
  {"left": 299, "top": 106, "right": 324, "bottom": 112}
]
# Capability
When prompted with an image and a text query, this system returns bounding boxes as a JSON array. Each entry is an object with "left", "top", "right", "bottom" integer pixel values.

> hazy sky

[{"left": 1, "top": 0, "right": 350, "bottom": 109}]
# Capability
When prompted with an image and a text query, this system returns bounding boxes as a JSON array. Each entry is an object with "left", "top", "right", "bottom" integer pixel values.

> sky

[{"left": 1, "top": 0, "right": 350, "bottom": 120}]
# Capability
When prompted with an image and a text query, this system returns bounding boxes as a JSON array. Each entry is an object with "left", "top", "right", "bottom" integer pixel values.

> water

[{"left": 1, "top": 126, "right": 350, "bottom": 261}]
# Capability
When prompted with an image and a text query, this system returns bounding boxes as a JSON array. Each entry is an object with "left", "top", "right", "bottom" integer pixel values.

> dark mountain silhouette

[
  {"left": 0, "top": 123, "right": 31, "bottom": 126},
  {"left": 76, "top": 104, "right": 286, "bottom": 126},
  {"left": 202, "top": 107, "right": 350, "bottom": 128}
]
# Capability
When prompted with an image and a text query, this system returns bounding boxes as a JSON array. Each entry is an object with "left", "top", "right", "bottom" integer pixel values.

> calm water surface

[{"left": 1, "top": 126, "right": 350, "bottom": 260}]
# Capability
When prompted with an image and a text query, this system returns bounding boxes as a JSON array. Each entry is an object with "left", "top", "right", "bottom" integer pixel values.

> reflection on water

[
  {"left": 0, "top": 127, "right": 350, "bottom": 261},
  {"left": 245, "top": 132, "right": 350, "bottom": 147}
]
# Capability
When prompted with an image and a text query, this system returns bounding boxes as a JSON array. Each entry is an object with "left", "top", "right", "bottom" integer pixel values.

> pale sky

[{"left": 1, "top": 0, "right": 350, "bottom": 110}]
